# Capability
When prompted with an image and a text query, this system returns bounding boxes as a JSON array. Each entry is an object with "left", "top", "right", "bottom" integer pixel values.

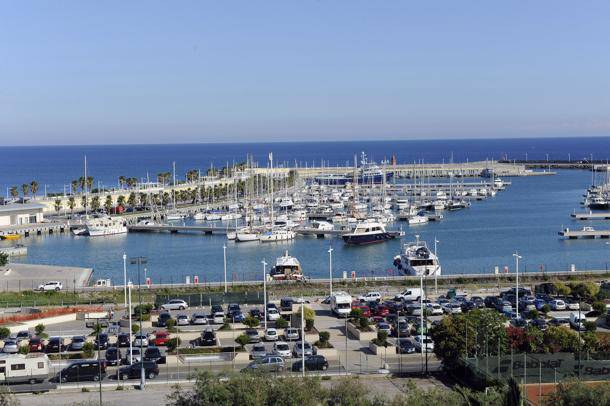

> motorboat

[
  {"left": 166, "top": 212, "right": 185, "bottom": 222},
  {"left": 192, "top": 212, "right": 206, "bottom": 221},
  {"left": 393, "top": 236, "right": 441, "bottom": 277},
  {"left": 259, "top": 228, "right": 296, "bottom": 243},
  {"left": 342, "top": 220, "right": 395, "bottom": 245},
  {"left": 269, "top": 251, "right": 304, "bottom": 281},
  {"left": 311, "top": 220, "right": 334, "bottom": 232},
  {"left": 408, "top": 215, "right": 429, "bottom": 225},
  {"left": 85, "top": 216, "right": 127, "bottom": 237},
  {"left": 236, "top": 227, "right": 260, "bottom": 242}
]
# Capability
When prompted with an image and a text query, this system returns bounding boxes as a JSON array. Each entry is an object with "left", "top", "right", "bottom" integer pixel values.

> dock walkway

[
  {"left": 558, "top": 228, "right": 610, "bottom": 239},
  {"left": 571, "top": 211, "right": 610, "bottom": 220}
]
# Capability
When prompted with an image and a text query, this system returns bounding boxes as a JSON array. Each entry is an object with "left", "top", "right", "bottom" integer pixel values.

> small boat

[
  {"left": 71, "top": 227, "right": 88, "bottom": 236},
  {"left": 342, "top": 220, "right": 395, "bottom": 245},
  {"left": 85, "top": 216, "right": 127, "bottom": 237},
  {"left": 269, "top": 251, "right": 304, "bottom": 281},
  {"left": 192, "top": 212, "right": 206, "bottom": 221},
  {"left": 236, "top": 228, "right": 260, "bottom": 242},
  {"left": 393, "top": 236, "right": 441, "bottom": 277},
  {"left": 0, "top": 234, "right": 21, "bottom": 241},
  {"left": 311, "top": 220, "right": 334, "bottom": 232},
  {"left": 408, "top": 215, "right": 429, "bottom": 225},
  {"left": 259, "top": 228, "right": 296, "bottom": 243}
]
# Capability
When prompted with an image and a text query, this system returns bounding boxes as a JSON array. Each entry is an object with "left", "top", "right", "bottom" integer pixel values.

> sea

[{"left": 1, "top": 137, "right": 610, "bottom": 285}]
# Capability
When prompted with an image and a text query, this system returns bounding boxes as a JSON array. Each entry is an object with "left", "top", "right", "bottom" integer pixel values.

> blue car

[
  {"left": 534, "top": 299, "right": 547, "bottom": 310},
  {"left": 230, "top": 310, "right": 245, "bottom": 322}
]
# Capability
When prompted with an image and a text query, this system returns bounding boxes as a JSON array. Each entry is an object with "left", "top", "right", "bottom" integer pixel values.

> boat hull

[{"left": 342, "top": 232, "right": 395, "bottom": 245}]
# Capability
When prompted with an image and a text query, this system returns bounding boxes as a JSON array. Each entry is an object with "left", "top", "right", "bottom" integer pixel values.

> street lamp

[
  {"left": 223, "top": 244, "right": 228, "bottom": 293},
  {"left": 130, "top": 256, "right": 148, "bottom": 390},
  {"left": 262, "top": 259, "right": 268, "bottom": 331},
  {"left": 122, "top": 253, "right": 127, "bottom": 309},
  {"left": 513, "top": 252, "right": 522, "bottom": 319},
  {"left": 328, "top": 246, "right": 334, "bottom": 297},
  {"left": 434, "top": 238, "right": 439, "bottom": 294}
]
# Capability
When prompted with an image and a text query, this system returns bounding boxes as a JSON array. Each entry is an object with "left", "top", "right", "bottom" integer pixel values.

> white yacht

[
  {"left": 311, "top": 220, "right": 334, "bottom": 232},
  {"left": 408, "top": 215, "right": 429, "bottom": 225},
  {"left": 259, "top": 228, "right": 296, "bottom": 243},
  {"left": 192, "top": 212, "right": 206, "bottom": 221},
  {"left": 342, "top": 220, "right": 395, "bottom": 245},
  {"left": 236, "top": 227, "right": 260, "bottom": 242},
  {"left": 393, "top": 237, "right": 441, "bottom": 277},
  {"left": 85, "top": 216, "right": 127, "bottom": 237},
  {"left": 269, "top": 251, "right": 304, "bottom": 281}
]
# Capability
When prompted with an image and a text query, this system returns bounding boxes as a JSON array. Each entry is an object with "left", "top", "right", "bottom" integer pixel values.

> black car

[
  {"left": 95, "top": 333, "right": 109, "bottom": 350},
  {"left": 211, "top": 304, "right": 224, "bottom": 314},
  {"left": 484, "top": 296, "right": 502, "bottom": 309},
  {"left": 392, "top": 321, "right": 410, "bottom": 337},
  {"left": 105, "top": 347, "right": 123, "bottom": 366},
  {"left": 530, "top": 319, "right": 548, "bottom": 331},
  {"left": 461, "top": 301, "right": 476, "bottom": 312},
  {"left": 249, "top": 309, "right": 263, "bottom": 320},
  {"left": 199, "top": 330, "right": 216, "bottom": 346},
  {"left": 117, "top": 361, "right": 159, "bottom": 380},
  {"left": 228, "top": 303, "right": 241, "bottom": 314},
  {"left": 396, "top": 338, "right": 416, "bottom": 354},
  {"left": 45, "top": 337, "right": 66, "bottom": 353},
  {"left": 157, "top": 312, "right": 173, "bottom": 328},
  {"left": 291, "top": 355, "right": 328, "bottom": 372},
  {"left": 280, "top": 297, "right": 294, "bottom": 312},
  {"left": 56, "top": 360, "right": 106, "bottom": 382},
  {"left": 117, "top": 333, "right": 131, "bottom": 347},
  {"left": 245, "top": 328, "right": 261, "bottom": 343},
  {"left": 144, "top": 346, "right": 166, "bottom": 364}
]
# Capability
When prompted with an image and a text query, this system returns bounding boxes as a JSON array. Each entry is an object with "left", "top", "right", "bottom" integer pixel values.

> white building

[{"left": 0, "top": 203, "right": 45, "bottom": 227}]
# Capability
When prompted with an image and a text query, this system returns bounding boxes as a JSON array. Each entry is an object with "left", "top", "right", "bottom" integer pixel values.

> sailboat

[{"left": 259, "top": 152, "right": 295, "bottom": 243}]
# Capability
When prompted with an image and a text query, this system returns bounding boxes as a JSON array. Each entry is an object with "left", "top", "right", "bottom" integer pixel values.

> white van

[
  {"left": 395, "top": 288, "right": 424, "bottom": 302},
  {"left": 330, "top": 291, "right": 353, "bottom": 317},
  {"left": 569, "top": 312, "right": 586, "bottom": 331},
  {"left": 0, "top": 353, "right": 50, "bottom": 384}
]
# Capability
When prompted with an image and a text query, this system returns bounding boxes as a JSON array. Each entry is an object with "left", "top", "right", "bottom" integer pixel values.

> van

[
  {"left": 0, "top": 353, "right": 50, "bottom": 384},
  {"left": 569, "top": 312, "right": 586, "bottom": 331},
  {"left": 57, "top": 360, "right": 106, "bottom": 382},
  {"left": 395, "top": 288, "right": 424, "bottom": 302}
]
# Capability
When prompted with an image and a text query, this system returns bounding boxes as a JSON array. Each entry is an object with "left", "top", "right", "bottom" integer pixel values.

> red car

[
  {"left": 28, "top": 337, "right": 45, "bottom": 352},
  {"left": 351, "top": 304, "right": 371, "bottom": 318},
  {"left": 153, "top": 330, "right": 170, "bottom": 346},
  {"left": 375, "top": 306, "right": 390, "bottom": 317}
]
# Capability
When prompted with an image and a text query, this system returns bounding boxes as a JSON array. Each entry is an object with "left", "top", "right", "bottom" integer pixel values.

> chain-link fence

[{"left": 154, "top": 291, "right": 265, "bottom": 308}]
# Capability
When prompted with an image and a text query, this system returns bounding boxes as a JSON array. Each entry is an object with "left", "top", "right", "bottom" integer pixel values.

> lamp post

[
  {"left": 123, "top": 253, "right": 127, "bottom": 309},
  {"left": 434, "top": 238, "right": 439, "bottom": 294},
  {"left": 127, "top": 282, "right": 133, "bottom": 367},
  {"left": 262, "top": 259, "right": 268, "bottom": 331},
  {"left": 130, "top": 256, "right": 148, "bottom": 390},
  {"left": 223, "top": 244, "right": 228, "bottom": 293},
  {"left": 301, "top": 297, "right": 305, "bottom": 377},
  {"left": 328, "top": 246, "right": 334, "bottom": 297},
  {"left": 513, "top": 252, "right": 522, "bottom": 319},
  {"left": 420, "top": 274, "right": 424, "bottom": 373}
]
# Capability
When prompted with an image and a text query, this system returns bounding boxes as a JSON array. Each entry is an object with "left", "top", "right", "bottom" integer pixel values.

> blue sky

[{"left": 1, "top": 1, "right": 609, "bottom": 145}]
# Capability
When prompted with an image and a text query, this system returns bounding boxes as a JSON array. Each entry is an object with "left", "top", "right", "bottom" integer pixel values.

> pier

[
  {"left": 558, "top": 227, "right": 610, "bottom": 239},
  {"left": 571, "top": 211, "right": 610, "bottom": 220},
  {"left": 0, "top": 263, "right": 92, "bottom": 291},
  {"left": 128, "top": 224, "right": 237, "bottom": 235},
  {"left": 0, "top": 221, "right": 69, "bottom": 237}
]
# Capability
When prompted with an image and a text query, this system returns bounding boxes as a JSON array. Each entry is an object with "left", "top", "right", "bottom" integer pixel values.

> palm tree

[
  {"left": 81, "top": 195, "right": 88, "bottom": 210},
  {"left": 162, "top": 192, "right": 170, "bottom": 207},
  {"left": 91, "top": 196, "right": 100, "bottom": 211},
  {"left": 78, "top": 176, "right": 86, "bottom": 192},
  {"left": 139, "top": 193, "right": 148, "bottom": 207},
  {"left": 71, "top": 180, "right": 78, "bottom": 195},
  {"left": 54, "top": 199, "right": 62, "bottom": 213},
  {"left": 68, "top": 196, "right": 76, "bottom": 215},
  {"left": 86, "top": 176, "right": 94, "bottom": 192},
  {"left": 21, "top": 184, "right": 29, "bottom": 199},
  {"left": 126, "top": 177, "right": 137, "bottom": 189},
  {"left": 9, "top": 186, "right": 18, "bottom": 200},
  {"left": 118, "top": 176, "right": 126, "bottom": 189},
  {"left": 128, "top": 193, "right": 137, "bottom": 208},
  {"left": 117, "top": 195, "right": 126, "bottom": 208},
  {"left": 104, "top": 195, "right": 113, "bottom": 213},
  {"left": 30, "top": 181, "right": 39, "bottom": 200}
]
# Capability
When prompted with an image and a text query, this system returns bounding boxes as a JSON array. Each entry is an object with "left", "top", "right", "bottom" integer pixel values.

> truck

[
  {"left": 0, "top": 353, "right": 50, "bottom": 384},
  {"left": 330, "top": 291, "right": 353, "bottom": 317},
  {"left": 394, "top": 288, "right": 424, "bottom": 302}
]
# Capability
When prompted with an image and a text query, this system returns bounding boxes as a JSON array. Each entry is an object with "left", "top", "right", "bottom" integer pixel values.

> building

[{"left": 0, "top": 203, "right": 45, "bottom": 227}]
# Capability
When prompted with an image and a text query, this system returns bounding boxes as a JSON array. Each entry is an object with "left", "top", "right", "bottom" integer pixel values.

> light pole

[
  {"left": 262, "top": 259, "right": 268, "bottom": 331},
  {"left": 328, "top": 246, "right": 334, "bottom": 297},
  {"left": 123, "top": 253, "right": 127, "bottom": 309},
  {"left": 301, "top": 297, "right": 305, "bottom": 377},
  {"left": 513, "top": 252, "right": 522, "bottom": 319},
  {"left": 420, "top": 274, "right": 424, "bottom": 373},
  {"left": 223, "top": 244, "right": 228, "bottom": 293},
  {"left": 434, "top": 238, "right": 439, "bottom": 294},
  {"left": 128, "top": 282, "right": 133, "bottom": 367},
  {"left": 130, "top": 256, "right": 148, "bottom": 390}
]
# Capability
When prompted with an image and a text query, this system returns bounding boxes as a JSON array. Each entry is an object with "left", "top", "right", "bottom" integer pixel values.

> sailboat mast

[{"left": 269, "top": 152, "right": 274, "bottom": 226}]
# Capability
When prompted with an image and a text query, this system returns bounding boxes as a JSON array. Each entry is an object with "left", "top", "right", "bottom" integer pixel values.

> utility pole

[
  {"left": 262, "top": 259, "right": 268, "bottom": 331},
  {"left": 328, "top": 246, "right": 333, "bottom": 297},
  {"left": 130, "top": 256, "right": 148, "bottom": 390},
  {"left": 223, "top": 244, "right": 228, "bottom": 293},
  {"left": 513, "top": 252, "right": 522, "bottom": 319}
]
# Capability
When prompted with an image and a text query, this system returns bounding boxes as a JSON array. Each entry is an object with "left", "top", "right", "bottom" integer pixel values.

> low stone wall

[
  {"left": 368, "top": 341, "right": 396, "bottom": 356},
  {"left": 346, "top": 322, "right": 377, "bottom": 341}
]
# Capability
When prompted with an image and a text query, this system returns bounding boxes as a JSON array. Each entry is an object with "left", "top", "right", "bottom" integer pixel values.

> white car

[
  {"left": 190, "top": 313, "right": 208, "bottom": 325},
  {"left": 265, "top": 328, "right": 279, "bottom": 342},
  {"left": 176, "top": 314, "right": 190, "bottom": 326},
  {"left": 212, "top": 311, "right": 225, "bottom": 324},
  {"left": 442, "top": 302, "right": 462, "bottom": 314},
  {"left": 133, "top": 333, "right": 149, "bottom": 347},
  {"left": 38, "top": 281, "right": 62, "bottom": 291},
  {"left": 358, "top": 292, "right": 382, "bottom": 302},
  {"left": 414, "top": 335, "right": 434, "bottom": 352},
  {"left": 266, "top": 308, "right": 281, "bottom": 321},
  {"left": 160, "top": 299, "right": 188, "bottom": 311},
  {"left": 549, "top": 299, "right": 566, "bottom": 311},
  {"left": 273, "top": 341, "right": 291, "bottom": 358},
  {"left": 427, "top": 303, "right": 444, "bottom": 315}
]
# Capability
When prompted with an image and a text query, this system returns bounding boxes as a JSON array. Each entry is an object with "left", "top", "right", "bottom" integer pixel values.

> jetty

[
  {"left": 558, "top": 227, "right": 610, "bottom": 239},
  {"left": 0, "top": 263, "right": 92, "bottom": 291},
  {"left": 571, "top": 211, "right": 610, "bottom": 220}
]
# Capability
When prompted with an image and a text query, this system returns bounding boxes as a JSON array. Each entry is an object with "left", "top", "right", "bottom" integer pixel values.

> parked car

[
  {"left": 284, "top": 328, "right": 300, "bottom": 341},
  {"left": 212, "top": 311, "right": 225, "bottom": 324},
  {"left": 549, "top": 317, "right": 570, "bottom": 327},
  {"left": 13, "top": 331, "right": 31, "bottom": 342},
  {"left": 211, "top": 304, "right": 224, "bottom": 314},
  {"left": 569, "top": 312, "right": 586, "bottom": 331},
  {"left": 291, "top": 355, "right": 328, "bottom": 371},
  {"left": 565, "top": 299, "right": 580, "bottom": 311},
  {"left": 56, "top": 360, "right": 106, "bottom": 382},
  {"left": 176, "top": 314, "right": 190, "bottom": 326},
  {"left": 118, "top": 361, "right": 159, "bottom": 380},
  {"left": 160, "top": 299, "right": 188, "bottom": 311},
  {"left": 377, "top": 322, "right": 392, "bottom": 336},
  {"left": 45, "top": 337, "right": 65, "bottom": 353},
  {"left": 157, "top": 312, "right": 173, "bottom": 328},
  {"left": 249, "top": 308, "right": 264, "bottom": 320},
  {"left": 245, "top": 329, "right": 261, "bottom": 343},
  {"left": 414, "top": 335, "right": 434, "bottom": 352},
  {"left": 427, "top": 303, "right": 443, "bottom": 315},
  {"left": 351, "top": 304, "right": 371, "bottom": 318},
  {"left": 396, "top": 338, "right": 416, "bottom": 354},
  {"left": 117, "top": 333, "right": 131, "bottom": 347},
  {"left": 198, "top": 330, "right": 217, "bottom": 346},
  {"left": 374, "top": 305, "right": 390, "bottom": 317},
  {"left": 153, "top": 331, "right": 170, "bottom": 347},
  {"left": 391, "top": 321, "right": 410, "bottom": 337},
  {"left": 534, "top": 298, "right": 548, "bottom": 310},
  {"left": 442, "top": 302, "right": 462, "bottom": 314},
  {"left": 242, "top": 356, "right": 285, "bottom": 373},
  {"left": 122, "top": 348, "right": 141, "bottom": 364},
  {"left": 2, "top": 340, "right": 18, "bottom": 354},
  {"left": 69, "top": 336, "right": 87, "bottom": 351},
  {"left": 94, "top": 333, "right": 109, "bottom": 350},
  {"left": 265, "top": 328, "right": 279, "bottom": 342},
  {"left": 280, "top": 297, "right": 295, "bottom": 311},
  {"left": 38, "top": 281, "right": 63, "bottom": 291},
  {"left": 229, "top": 310, "right": 245, "bottom": 323},
  {"left": 28, "top": 337, "right": 45, "bottom": 352},
  {"left": 292, "top": 341, "right": 314, "bottom": 358},
  {"left": 228, "top": 303, "right": 241, "bottom": 314},
  {"left": 133, "top": 333, "right": 149, "bottom": 347},
  {"left": 190, "top": 313, "right": 208, "bottom": 325},
  {"left": 530, "top": 318, "right": 548, "bottom": 331},
  {"left": 358, "top": 292, "right": 382, "bottom": 303},
  {"left": 250, "top": 343, "right": 267, "bottom": 360},
  {"left": 143, "top": 346, "right": 166, "bottom": 364},
  {"left": 266, "top": 308, "right": 280, "bottom": 321},
  {"left": 105, "top": 347, "right": 122, "bottom": 366},
  {"left": 273, "top": 341, "right": 291, "bottom": 358},
  {"left": 549, "top": 299, "right": 567, "bottom": 311}
]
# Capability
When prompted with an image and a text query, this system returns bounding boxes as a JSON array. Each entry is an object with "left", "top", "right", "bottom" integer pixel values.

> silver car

[
  {"left": 292, "top": 341, "right": 314, "bottom": 358},
  {"left": 160, "top": 299, "right": 188, "bottom": 311},
  {"left": 176, "top": 314, "right": 190, "bottom": 326},
  {"left": 2, "top": 340, "right": 18, "bottom": 354},
  {"left": 190, "top": 313, "right": 208, "bottom": 325},
  {"left": 250, "top": 343, "right": 267, "bottom": 360},
  {"left": 284, "top": 328, "right": 300, "bottom": 341}
]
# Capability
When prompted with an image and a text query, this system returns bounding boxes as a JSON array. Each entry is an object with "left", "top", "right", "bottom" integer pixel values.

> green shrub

[
  {"left": 243, "top": 316, "right": 260, "bottom": 328},
  {"left": 318, "top": 331, "right": 330, "bottom": 343},
  {"left": 166, "top": 318, "right": 177, "bottom": 333},
  {"left": 592, "top": 301, "right": 607, "bottom": 315},
  {"left": 275, "top": 317, "right": 288, "bottom": 329},
  {"left": 0, "top": 327, "right": 10, "bottom": 340},
  {"left": 541, "top": 304, "right": 551, "bottom": 314},
  {"left": 350, "top": 308, "right": 363, "bottom": 319},
  {"left": 131, "top": 324, "right": 140, "bottom": 334},
  {"left": 134, "top": 303, "right": 153, "bottom": 315},
  {"left": 235, "top": 334, "right": 249, "bottom": 349},
  {"left": 82, "top": 342, "right": 95, "bottom": 358},
  {"left": 305, "top": 319, "right": 314, "bottom": 331},
  {"left": 358, "top": 316, "right": 369, "bottom": 330},
  {"left": 18, "top": 346, "right": 28, "bottom": 355},
  {"left": 584, "top": 321, "right": 597, "bottom": 332},
  {"left": 35, "top": 324, "right": 47, "bottom": 338},
  {"left": 528, "top": 309, "right": 540, "bottom": 320},
  {"left": 167, "top": 337, "right": 182, "bottom": 352}
]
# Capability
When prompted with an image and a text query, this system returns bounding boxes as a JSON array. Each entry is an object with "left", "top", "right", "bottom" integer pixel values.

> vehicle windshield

[{"left": 277, "top": 344, "right": 289, "bottom": 351}]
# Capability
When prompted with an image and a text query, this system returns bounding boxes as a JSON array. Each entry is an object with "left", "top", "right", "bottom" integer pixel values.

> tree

[
  {"left": 235, "top": 334, "right": 249, "bottom": 350},
  {"left": 117, "top": 195, "right": 126, "bottom": 209},
  {"left": 548, "top": 379, "right": 610, "bottom": 405},
  {"left": 0, "top": 327, "right": 10, "bottom": 340},
  {"left": 54, "top": 199, "right": 62, "bottom": 213},
  {"left": 569, "top": 282, "right": 599, "bottom": 301},
  {"left": 82, "top": 342, "right": 95, "bottom": 358},
  {"left": 67, "top": 196, "right": 76, "bottom": 215},
  {"left": 592, "top": 301, "right": 607, "bottom": 316},
  {"left": 166, "top": 337, "right": 181, "bottom": 352},
  {"left": 104, "top": 195, "right": 113, "bottom": 213},
  {"left": 30, "top": 181, "right": 38, "bottom": 199},
  {"left": 9, "top": 186, "right": 18, "bottom": 200},
  {"left": 35, "top": 324, "right": 47, "bottom": 338},
  {"left": 118, "top": 176, "right": 126, "bottom": 189},
  {"left": 275, "top": 317, "right": 288, "bottom": 329},
  {"left": 81, "top": 195, "right": 88, "bottom": 211},
  {"left": 554, "top": 282, "right": 572, "bottom": 296},
  {"left": 0, "top": 253, "right": 9, "bottom": 268},
  {"left": 71, "top": 179, "right": 78, "bottom": 194},
  {"left": 243, "top": 316, "right": 260, "bottom": 328},
  {"left": 21, "top": 183, "right": 29, "bottom": 198},
  {"left": 127, "top": 193, "right": 137, "bottom": 208},
  {"left": 542, "top": 326, "right": 579, "bottom": 353},
  {"left": 90, "top": 196, "right": 100, "bottom": 211}
]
